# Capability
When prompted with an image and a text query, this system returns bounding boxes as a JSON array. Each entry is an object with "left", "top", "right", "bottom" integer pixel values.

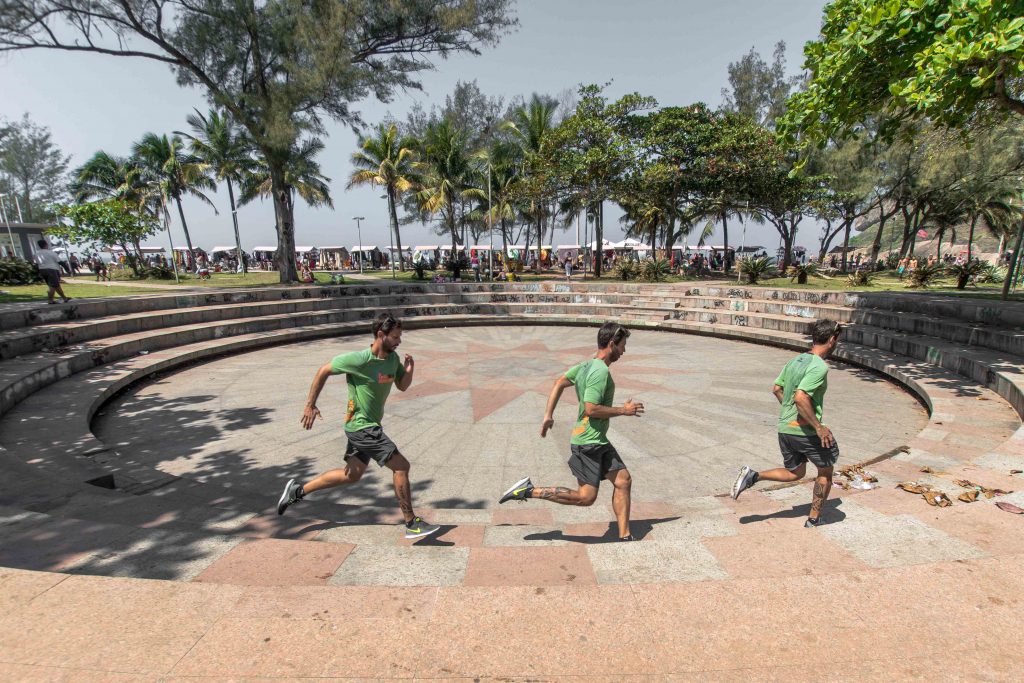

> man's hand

[
  {"left": 540, "top": 417, "right": 554, "bottom": 437},
  {"left": 815, "top": 424, "right": 835, "bottom": 448},
  {"left": 301, "top": 404, "right": 322, "bottom": 430},
  {"left": 623, "top": 398, "right": 645, "bottom": 417},
  {"left": 404, "top": 354, "right": 414, "bottom": 373}
]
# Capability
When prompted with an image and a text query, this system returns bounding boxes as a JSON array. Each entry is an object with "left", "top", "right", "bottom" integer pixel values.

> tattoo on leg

[
  {"left": 538, "top": 486, "right": 570, "bottom": 500},
  {"left": 394, "top": 478, "right": 414, "bottom": 519},
  {"left": 810, "top": 481, "right": 827, "bottom": 518}
]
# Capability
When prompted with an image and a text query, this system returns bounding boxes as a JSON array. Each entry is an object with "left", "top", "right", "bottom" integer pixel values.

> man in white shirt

[{"left": 33, "top": 239, "right": 70, "bottom": 304}]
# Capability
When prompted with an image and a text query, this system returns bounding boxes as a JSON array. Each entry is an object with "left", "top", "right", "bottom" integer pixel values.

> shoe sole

[
  {"left": 405, "top": 525, "right": 442, "bottom": 540},
  {"left": 731, "top": 466, "right": 751, "bottom": 500},
  {"left": 277, "top": 478, "right": 296, "bottom": 515},
  {"left": 499, "top": 477, "right": 531, "bottom": 504}
]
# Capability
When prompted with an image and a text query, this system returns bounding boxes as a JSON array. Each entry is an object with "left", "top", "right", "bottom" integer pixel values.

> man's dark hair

[
  {"left": 37, "top": 239, "right": 47, "bottom": 248},
  {"left": 811, "top": 319, "right": 842, "bottom": 345},
  {"left": 371, "top": 312, "right": 402, "bottom": 338},
  {"left": 597, "top": 321, "right": 630, "bottom": 349}
]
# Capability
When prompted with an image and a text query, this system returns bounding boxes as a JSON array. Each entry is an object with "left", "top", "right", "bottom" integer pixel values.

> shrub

[
  {"left": 138, "top": 264, "right": 177, "bottom": 280},
  {"left": 884, "top": 252, "right": 900, "bottom": 270},
  {"left": 738, "top": 256, "right": 777, "bottom": 284},
  {"left": 444, "top": 257, "right": 469, "bottom": 281},
  {"left": 946, "top": 260, "right": 986, "bottom": 290},
  {"left": 787, "top": 262, "right": 820, "bottom": 285},
  {"left": 614, "top": 259, "right": 639, "bottom": 281},
  {"left": 976, "top": 264, "right": 1005, "bottom": 284},
  {"left": 639, "top": 258, "right": 671, "bottom": 282},
  {"left": 846, "top": 269, "right": 874, "bottom": 287},
  {"left": 0, "top": 257, "right": 41, "bottom": 285},
  {"left": 905, "top": 262, "right": 945, "bottom": 288}
]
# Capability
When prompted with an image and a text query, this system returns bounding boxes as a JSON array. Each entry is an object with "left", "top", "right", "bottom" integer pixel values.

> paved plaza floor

[{"left": 95, "top": 326, "right": 928, "bottom": 512}]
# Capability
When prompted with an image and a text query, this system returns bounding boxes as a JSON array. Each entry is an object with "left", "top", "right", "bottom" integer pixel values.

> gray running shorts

[
  {"left": 344, "top": 426, "right": 398, "bottom": 467},
  {"left": 778, "top": 432, "right": 839, "bottom": 471},
  {"left": 568, "top": 442, "right": 626, "bottom": 487}
]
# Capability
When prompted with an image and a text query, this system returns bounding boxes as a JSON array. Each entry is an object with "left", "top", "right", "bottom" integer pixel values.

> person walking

[
  {"left": 276, "top": 312, "right": 441, "bottom": 540},
  {"left": 498, "top": 322, "right": 644, "bottom": 541},
  {"left": 564, "top": 257, "right": 573, "bottom": 279},
  {"left": 33, "top": 239, "right": 71, "bottom": 304},
  {"left": 730, "top": 319, "right": 842, "bottom": 527}
]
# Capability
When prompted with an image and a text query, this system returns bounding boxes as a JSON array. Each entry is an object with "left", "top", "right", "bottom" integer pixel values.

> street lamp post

[
  {"left": 0, "top": 195, "right": 15, "bottom": 258},
  {"left": 353, "top": 216, "right": 365, "bottom": 274},
  {"left": 12, "top": 195, "right": 25, "bottom": 223},
  {"left": 737, "top": 200, "right": 749, "bottom": 284},
  {"left": 487, "top": 162, "right": 493, "bottom": 281}
]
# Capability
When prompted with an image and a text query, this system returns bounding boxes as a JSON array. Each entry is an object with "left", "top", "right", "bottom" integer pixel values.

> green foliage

[
  {"left": 613, "top": 259, "right": 640, "bottom": 281},
  {"left": 905, "top": 262, "right": 945, "bottom": 288},
  {"left": 884, "top": 252, "right": 901, "bottom": 270},
  {"left": 846, "top": 269, "right": 873, "bottom": 287},
  {"left": 787, "top": 262, "right": 820, "bottom": 284},
  {"left": 0, "top": 257, "right": 41, "bottom": 285},
  {"left": 947, "top": 259, "right": 987, "bottom": 290},
  {"left": 444, "top": 256, "right": 469, "bottom": 280},
  {"left": 0, "top": 113, "right": 71, "bottom": 222},
  {"left": 138, "top": 263, "right": 177, "bottom": 280},
  {"left": 639, "top": 258, "right": 671, "bottom": 282},
  {"left": 52, "top": 200, "right": 160, "bottom": 261},
  {"left": 976, "top": 263, "right": 1006, "bottom": 284},
  {"left": 780, "top": 0, "right": 1024, "bottom": 146},
  {"left": 739, "top": 255, "right": 778, "bottom": 284}
]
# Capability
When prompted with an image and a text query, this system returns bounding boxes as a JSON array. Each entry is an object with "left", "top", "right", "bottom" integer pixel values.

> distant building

[{"left": 0, "top": 222, "right": 57, "bottom": 259}]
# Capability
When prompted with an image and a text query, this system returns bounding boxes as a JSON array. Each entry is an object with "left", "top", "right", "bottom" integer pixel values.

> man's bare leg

[
  {"left": 809, "top": 466, "right": 833, "bottom": 522},
  {"left": 530, "top": 480, "right": 598, "bottom": 506},
  {"left": 385, "top": 451, "right": 415, "bottom": 523},
  {"left": 758, "top": 463, "right": 807, "bottom": 483},
  {"left": 606, "top": 468, "right": 632, "bottom": 538},
  {"left": 302, "top": 458, "right": 367, "bottom": 495}
]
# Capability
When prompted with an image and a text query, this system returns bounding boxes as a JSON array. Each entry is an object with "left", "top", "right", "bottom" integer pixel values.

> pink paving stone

[
  {"left": 0, "top": 569, "right": 67, "bottom": 611},
  {"left": 852, "top": 485, "right": 931, "bottom": 516},
  {"left": 703, "top": 528, "right": 869, "bottom": 579},
  {"left": 910, "top": 502, "right": 1024, "bottom": 556},
  {"left": 396, "top": 523, "right": 486, "bottom": 548},
  {"left": 719, "top": 490, "right": 786, "bottom": 532},
  {"left": 193, "top": 538, "right": 353, "bottom": 586},
  {"left": 629, "top": 500, "right": 678, "bottom": 518},
  {"left": 228, "top": 585, "right": 438, "bottom": 620},
  {"left": 463, "top": 546, "right": 598, "bottom": 586},
  {"left": 231, "top": 513, "right": 332, "bottom": 540},
  {"left": 490, "top": 507, "right": 554, "bottom": 525}
]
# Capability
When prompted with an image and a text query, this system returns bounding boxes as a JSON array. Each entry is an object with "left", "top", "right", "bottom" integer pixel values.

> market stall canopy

[
  {"left": 556, "top": 244, "right": 581, "bottom": 250},
  {"left": 319, "top": 246, "right": 349, "bottom": 251},
  {"left": 210, "top": 246, "right": 239, "bottom": 253},
  {"left": 413, "top": 245, "right": 439, "bottom": 251},
  {"left": 252, "top": 246, "right": 277, "bottom": 252},
  {"left": 106, "top": 246, "right": 166, "bottom": 254},
  {"left": 350, "top": 246, "right": 379, "bottom": 253},
  {"left": 295, "top": 246, "right": 317, "bottom": 253},
  {"left": 612, "top": 238, "right": 648, "bottom": 249},
  {"left": 587, "top": 239, "right": 615, "bottom": 250}
]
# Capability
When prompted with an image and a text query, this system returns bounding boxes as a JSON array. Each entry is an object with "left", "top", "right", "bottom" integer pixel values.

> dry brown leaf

[
  {"left": 920, "top": 466, "right": 934, "bottom": 474},
  {"left": 1010, "top": 470, "right": 1023, "bottom": 475},
  {"left": 923, "top": 491, "right": 952, "bottom": 507},
  {"left": 958, "top": 490, "right": 979, "bottom": 503},
  {"left": 897, "top": 482, "right": 930, "bottom": 494},
  {"left": 995, "top": 501, "right": 1024, "bottom": 514},
  {"left": 954, "top": 479, "right": 975, "bottom": 488},
  {"left": 976, "top": 397, "right": 990, "bottom": 401}
]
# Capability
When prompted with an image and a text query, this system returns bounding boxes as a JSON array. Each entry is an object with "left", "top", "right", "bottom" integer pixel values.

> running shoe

[
  {"left": 730, "top": 465, "right": 758, "bottom": 500},
  {"left": 804, "top": 517, "right": 820, "bottom": 528},
  {"left": 404, "top": 517, "right": 441, "bottom": 540},
  {"left": 277, "top": 478, "right": 300, "bottom": 515},
  {"left": 619, "top": 535, "right": 636, "bottom": 542},
  {"left": 498, "top": 476, "right": 534, "bottom": 504}
]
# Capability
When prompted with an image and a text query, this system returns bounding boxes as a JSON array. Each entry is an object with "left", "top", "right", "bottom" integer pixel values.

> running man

[
  {"left": 276, "top": 312, "right": 440, "bottom": 540},
  {"left": 498, "top": 322, "right": 644, "bottom": 541},
  {"left": 730, "top": 319, "right": 842, "bottom": 528}
]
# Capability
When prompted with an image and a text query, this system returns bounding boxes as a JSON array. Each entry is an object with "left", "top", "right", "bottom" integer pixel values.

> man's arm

[
  {"left": 794, "top": 390, "right": 833, "bottom": 447},
  {"left": 396, "top": 354, "right": 414, "bottom": 391},
  {"left": 301, "top": 362, "right": 336, "bottom": 429},
  {"left": 540, "top": 375, "right": 574, "bottom": 437},
  {"left": 584, "top": 399, "right": 644, "bottom": 420},
  {"left": 772, "top": 383, "right": 785, "bottom": 404}
]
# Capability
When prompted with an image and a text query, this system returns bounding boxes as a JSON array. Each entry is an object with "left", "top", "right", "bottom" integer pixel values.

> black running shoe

[
  {"left": 498, "top": 476, "right": 533, "bottom": 504},
  {"left": 277, "top": 478, "right": 300, "bottom": 515},
  {"left": 804, "top": 517, "right": 820, "bottom": 528},
  {"left": 731, "top": 465, "right": 758, "bottom": 500},
  {"left": 404, "top": 516, "right": 441, "bottom": 540},
  {"left": 619, "top": 535, "right": 635, "bottom": 541}
]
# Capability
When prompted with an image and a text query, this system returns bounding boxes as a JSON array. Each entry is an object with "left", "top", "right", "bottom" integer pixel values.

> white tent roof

[
  {"left": 587, "top": 239, "right": 615, "bottom": 249},
  {"left": 319, "top": 246, "right": 349, "bottom": 251},
  {"left": 526, "top": 245, "right": 553, "bottom": 251},
  {"left": 413, "top": 245, "right": 439, "bottom": 251},
  {"left": 210, "top": 246, "right": 239, "bottom": 252},
  {"left": 470, "top": 245, "right": 493, "bottom": 250},
  {"left": 295, "top": 246, "right": 316, "bottom": 253},
  {"left": 107, "top": 246, "right": 166, "bottom": 254},
  {"left": 252, "top": 246, "right": 277, "bottom": 252},
  {"left": 612, "top": 238, "right": 647, "bottom": 249},
  {"left": 556, "top": 244, "right": 581, "bottom": 250},
  {"left": 350, "top": 246, "right": 379, "bottom": 253}
]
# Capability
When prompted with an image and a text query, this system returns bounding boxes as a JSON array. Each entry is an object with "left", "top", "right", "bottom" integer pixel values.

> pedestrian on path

[
  {"left": 730, "top": 319, "right": 842, "bottom": 527},
  {"left": 498, "top": 322, "right": 644, "bottom": 541},
  {"left": 276, "top": 312, "right": 441, "bottom": 540},
  {"left": 33, "top": 239, "right": 71, "bottom": 304}
]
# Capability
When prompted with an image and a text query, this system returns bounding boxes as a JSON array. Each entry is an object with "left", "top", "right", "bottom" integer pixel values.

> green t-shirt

[
  {"left": 565, "top": 358, "right": 615, "bottom": 445},
  {"left": 775, "top": 352, "right": 829, "bottom": 436},
  {"left": 330, "top": 348, "right": 406, "bottom": 432}
]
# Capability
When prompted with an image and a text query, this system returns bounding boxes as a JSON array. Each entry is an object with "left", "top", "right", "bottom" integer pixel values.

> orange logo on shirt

[
  {"left": 377, "top": 373, "right": 395, "bottom": 384},
  {"left": 345, "top": 400, "right": 355, "bottom": 423},
  {"left": 572, "top": 416, "right": 590, "bottom": 436}
]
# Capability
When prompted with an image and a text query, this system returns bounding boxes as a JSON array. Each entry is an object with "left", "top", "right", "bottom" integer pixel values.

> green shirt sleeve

[
  {"left": 773, "top": 368, "right": 786, "bottom": 387},
  {"left": 582, "top": 365, "right": 608, "bottom": 405},
  {"left": 796, "top": 359, "right": 827, "bottom": 394},
  {"left": 565, "top": 362, "right": 581, "bottom": 384},
  {"left": 330, "top": 351, "right": 363, "bottom": 375}
]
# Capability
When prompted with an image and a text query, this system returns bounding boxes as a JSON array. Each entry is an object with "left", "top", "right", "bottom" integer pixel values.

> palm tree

[
  {"left": 179, "top": 109, "right": 253, "bottom": 273},
  {"left": 691, "top": 191, "right": 750, "bottom": 273},
  {"left": 348, "top": 123, "right": 418, "bottom": 271},
  {"left": 963, "top": 185, "right": 1018, "bottom": 261},
  {"left": 505, "top": 94, "right": 559, "bottom": 266},
  {"left": 415, "top": 118, "right": 478, "bottom": 256},
  {"left": 132, "top": 133, "right": 216, "bottom": 269},
  {"left": 241, "top": 137, "right": 332, "bottom": 209}
]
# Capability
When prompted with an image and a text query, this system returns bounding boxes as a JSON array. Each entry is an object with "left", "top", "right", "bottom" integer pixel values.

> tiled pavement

[{"left": 1, "top": 284, "right": 1023, "bottom": 679}]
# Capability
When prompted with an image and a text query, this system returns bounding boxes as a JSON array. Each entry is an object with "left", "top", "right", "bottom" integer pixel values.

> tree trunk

[
  {"left": 1002, "top": 219, "right": 1024, "bottom": 300},
  {"left": 173, "top": 195, "right": 196, "bottom": 271},
  {"left": 665, "top": 212, "right": 676, "bottom": 266},
  {"left": 966, "top": 215, "right": 979, "bottom": 261},
  {"left": 594, "top": 201, "right": 604, "bottom": 278},
  {"left": 269, "top": 160, "right": 298, "bottom": 282},
  {"left": 721, "top": 211, "right": 730, "bottom": 273},
  {"left": 869, "top": 210, "right": 890, "bottom": 265},
  {"left": 226, "top": 178, "right": 245, "bottom": 275},
  {"left": 387, "top": 187, "right": 405, "bottom": 271}
]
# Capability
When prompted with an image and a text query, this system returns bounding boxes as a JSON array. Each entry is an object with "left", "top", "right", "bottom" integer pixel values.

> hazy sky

[{"left": 0, "top": 0, "right": 829, "bottom": 253}]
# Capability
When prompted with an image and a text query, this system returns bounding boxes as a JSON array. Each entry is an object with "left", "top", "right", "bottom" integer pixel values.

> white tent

[
  {"left": 210, "top": 245, "right": 238, "bottom": 253},
  {"left": 253, "top": 246, "right": 277, "bottom": 253},
  {"left": 587, "top": 239, "right": 615, "bottom": 250},
  {"left": 295, "top": 246, "right": 316, "bottom": 254},
  {"left": 413, "top": 245, "right": 439, "bottom": 251},
  {"left": 350, "top": 246, "right": 379, "bottom": 253}
]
